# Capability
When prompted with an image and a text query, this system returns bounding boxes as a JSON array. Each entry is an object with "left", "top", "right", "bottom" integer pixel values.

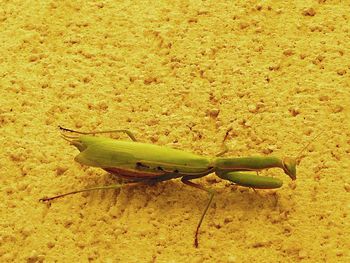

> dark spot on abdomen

[{"left": 136, "top": 162, "right": 150, "bottom": 169}]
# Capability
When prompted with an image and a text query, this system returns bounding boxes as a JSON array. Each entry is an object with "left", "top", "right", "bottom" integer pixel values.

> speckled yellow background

[{"left": 1, "top": 1, "right": 349, "bottom": 262}]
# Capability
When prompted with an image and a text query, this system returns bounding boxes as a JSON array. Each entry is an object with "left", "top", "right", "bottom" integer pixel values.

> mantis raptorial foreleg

[{"left": 216, "top": 171, "right": 283, "bottom": 189}]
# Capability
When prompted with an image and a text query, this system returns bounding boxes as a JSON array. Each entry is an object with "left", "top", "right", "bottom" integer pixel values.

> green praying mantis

[{"left": 41, "top": 126, "right": 316, "bottom": 247}]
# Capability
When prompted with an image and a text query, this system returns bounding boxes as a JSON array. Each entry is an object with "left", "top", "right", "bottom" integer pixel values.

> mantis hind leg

[
  {"left": 181, "top": 176, "right": 215, "bottom": 248},
  {"left": 39, "top": 181, "right": 145, "bottom": 202},
  {"left": 59, "top": 126, "right": 138, "bottom": 141},
  {"left": 216, "top": 171, "right": 283, "bottom": 189},
  {"left": 39, "top": 173, "right": 184, "bottom": 202}
]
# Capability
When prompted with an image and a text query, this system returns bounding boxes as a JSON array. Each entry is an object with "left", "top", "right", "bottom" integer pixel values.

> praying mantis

[{"left": 41, "top": 126, "right": 313, "bottom": 247}]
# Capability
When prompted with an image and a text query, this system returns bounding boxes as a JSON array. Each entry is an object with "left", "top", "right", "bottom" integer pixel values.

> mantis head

[
  {"left": 282, "top": 130, "right": 324, "bottom": 181},
  {"left": 282, "top": 157, "right": 296, "bottom": 180}
]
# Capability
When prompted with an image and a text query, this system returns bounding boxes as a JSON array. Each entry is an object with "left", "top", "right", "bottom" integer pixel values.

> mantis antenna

[{"left": 295, "top": 130, "right": 324, "bottom": 164}]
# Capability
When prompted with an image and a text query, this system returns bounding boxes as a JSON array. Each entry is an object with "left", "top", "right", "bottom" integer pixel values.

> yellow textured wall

[{"left": 1, "top": 1, "right": 349, "bottom": 262}]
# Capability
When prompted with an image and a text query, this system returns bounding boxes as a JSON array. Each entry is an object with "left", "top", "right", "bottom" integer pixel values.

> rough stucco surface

[{"left": 0, "top": 1, "right": 349, "bottom": 262}]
